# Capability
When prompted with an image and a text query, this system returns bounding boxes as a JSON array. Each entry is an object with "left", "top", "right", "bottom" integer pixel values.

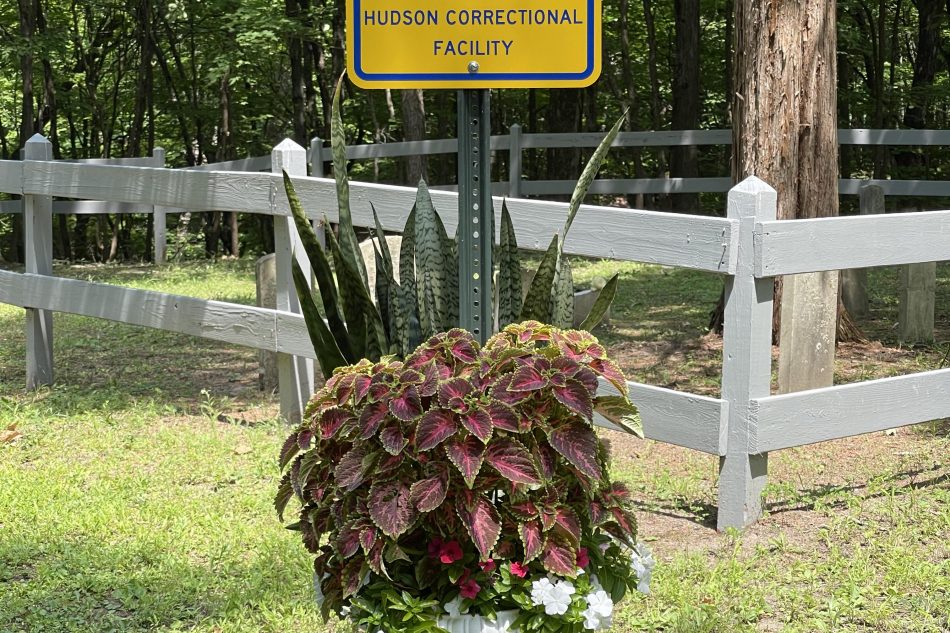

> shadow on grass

[
  {"left": 765, "top": 462, "right": 950, "bottom": 515},
  {"left": 0, "top": 536, "right": 320, "bottom": 632}
]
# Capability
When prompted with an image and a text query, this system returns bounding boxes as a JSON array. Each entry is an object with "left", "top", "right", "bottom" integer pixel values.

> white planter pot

[{"left": 437, "top": 609, "right": 519, "bottom": 633}]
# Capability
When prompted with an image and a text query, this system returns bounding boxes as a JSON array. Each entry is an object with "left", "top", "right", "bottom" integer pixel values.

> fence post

[
  {"left": 151, "top": 147, "right": 167, "bottom": 264},
  {"left": 718, "top": 176, "right": 776, "bottom": 530},
  {"left": 508, "top": 124, "right": 522, "bottom": 199},
  {"left": 24, "top": 134, "right": 54, "bottom": 389},
  {"left": 841, "top": 184, "right": 884, "bottom": 318},
  {"left": 272, "top": 139, "right": 314, "bottom": 423}
]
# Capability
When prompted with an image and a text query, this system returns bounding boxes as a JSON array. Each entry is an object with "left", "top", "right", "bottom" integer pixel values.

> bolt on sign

[{"left": 347, "top": 0, "right": 602, "bottom": 89}]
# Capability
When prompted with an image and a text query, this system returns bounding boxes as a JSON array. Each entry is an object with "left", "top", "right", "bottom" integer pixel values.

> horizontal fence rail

[
  {"left": 753, "top": 367, "right": 950, "bottom": 452},
  {"left": 755, "top": 209, "right": 950, "bottom": 275},
  {"left": 0, "top": 160, "right": 739, "bottom": 273}
]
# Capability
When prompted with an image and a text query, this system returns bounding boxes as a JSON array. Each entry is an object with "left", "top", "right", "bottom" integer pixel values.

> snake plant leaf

[
  {"left": 292, "top": 257, "right": 347, "bottom": 376},
  {"left": 413, "top": 181, "right": 449, "bottom": 337},
  {"left": 563, "top": 113, "right": 626, "bottom": 237},
  {"left": 373, "top": 243, "right": 393, "bottom": 344},
  {"left": 578, "top": 273, "right": 619, "bottom": 332},
  {"left": 326, "top": 225, "right": 386, "bottom": 361},
  {"left": 519, "top": 234, "right": 559, "bottom": 324},
  {"left": 371, "top": 203, "right": 395, "bottom": 281},
  {"left": 551, "top": 254, "right": 574, "bottom": 330},
  {"left": 496, "top": 201, "right": 521, "bottom": 328},
  {"left": 398, "top": 207, "right": 422, "bottom": 354},
  {"left": 440, "top": 220, "right": 460, "bottom": 331},
  {"left": 282, "top": 172, "right": 355, "bottom": 363},
  {"left": 330, "top": 74, "right": 368, "bottom": 287}
]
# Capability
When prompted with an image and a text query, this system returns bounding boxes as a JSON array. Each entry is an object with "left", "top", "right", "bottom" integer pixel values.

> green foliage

[
  {"left": 286, "top": 97, "right": 624, "bottom": 376},
  {"left": 276, "top": 322, "right": 642, "bottom": 631}
]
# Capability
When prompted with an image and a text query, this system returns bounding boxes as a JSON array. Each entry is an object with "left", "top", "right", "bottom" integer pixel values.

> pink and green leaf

[
  {"left": 438, "top": 377, "right": 473, "bottom": 410},
  {"left": 415, "top": 408, "right": 458, "bottom": 451},
  {"left": 368, "top": 481, "right": 415, "bottom": 538},
  {"left": 320, "top": 407, "right": 353, "bottom": 440},
  {"left": 486, "top": 400, "right": 519, "bottom": 432},
  {"left": 380, "top": 425, "right": 408, "bottom": 455},
  {"left": 389, "top": 386, "right": 423, "bottom": 421},
  {"left": 553, "top": 379, "right": 594, "bottom": 420},
  {"left": 460, "top": 408, "right": 493, "bottom": 443},
  {"left": 457, "top": 495, "right": 502, "bottom": 560},
  {"left": 519, "top": 520, "right": 544, "bottom": 563},
  {"left": 485, "top": 438, "right": 541, "bottom": 485},
  {"left": 540, "top": 534, "right": 577, "bottom": 577},
  {"left": 358, "top": 400, "right": 389, "bottom": 439},
  {"left": 444, "top": 435, "right": 486, "bottom": 488},
  {"left": 409, "top": 470, "right": 448, "bottom": 512},
  {"left": 553, "top": 506, "right": 582, "bottom": 546},
  {"left": 509, "top": 366, "right": 547, "bottom": 392},
  {"left": 548, "top": 421, "right": 603, "bottom": 481}
]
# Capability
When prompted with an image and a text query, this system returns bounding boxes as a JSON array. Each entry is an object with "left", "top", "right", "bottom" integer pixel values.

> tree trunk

[
  {"left": 733, "top": 0, "right": 841, "bottom": 392},
  {"left": 670, "top": 0, "right": 701, "bottom": 212},
  {"left": 400, "top": 89, "right": 428, "bottom": 185},
  {"left": 545, "top": 89, "right": 583, "bottom": 200}
]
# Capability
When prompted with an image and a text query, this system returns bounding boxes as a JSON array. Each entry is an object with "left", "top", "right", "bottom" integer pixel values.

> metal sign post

[
  {"left": 457, "top": 89, "right": 494, "bottom": 344},
  {"left": 346, "top": 0, "right": 602, "bottom": 343}
]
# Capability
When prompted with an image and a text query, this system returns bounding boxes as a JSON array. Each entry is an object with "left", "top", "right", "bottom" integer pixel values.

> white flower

[
  {"left": 630, "top": 542, "right": 656, "bottom": 595},
  {"left": 443, "top": 595, "right": 468, "bottom": 617},
  {"left": 580, "top": 591, "right": 613, "bottom": 630},
  {"left": 530, "top": 577, "right": 576, "bottom": 616},
  {"left": 586, "top": 590, "right": 614, "bottom": 618}
]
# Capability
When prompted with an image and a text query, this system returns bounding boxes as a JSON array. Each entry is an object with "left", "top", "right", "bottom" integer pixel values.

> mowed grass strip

[{"left": 1, "top": 259, "right": 948, "bottom": 632}]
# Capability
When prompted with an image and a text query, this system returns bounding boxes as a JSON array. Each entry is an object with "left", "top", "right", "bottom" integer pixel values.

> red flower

[
  {"left": 428, "top": 538, "right": 443, "bottom": 560},
  {"left": 459, "top": 579, "right": 481, "bottom": 599},
  {"left": 439, "top": 540, "right": 463, "bottom": 564},
  {"left": 510, "top": 562, "right": 528, "bottom": 578},
  {"left": 479, "top": 559, "right": 496, "bottom": 573},
  {"left": 577, "top": 547, "right": 590, "bottom": 569}
]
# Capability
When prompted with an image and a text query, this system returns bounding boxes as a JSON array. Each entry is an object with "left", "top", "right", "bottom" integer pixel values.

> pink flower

[
  {"left": 510, "top": 562, "right": 528, "bottom": 578},
  {"left": 459, "top": 579, "right": 481, "bottom": 599},
  {"left": 439, "top": 540, "right": 463, "bottom": 564},
  {"left": 577, "top": 547, "right": 590, "bottom": 569},
  {"left": 479, "top": 559, "right": 496, "bottom": 573},
  {"left": 428, "top": 538, "right": 443, "bottom": 559}
]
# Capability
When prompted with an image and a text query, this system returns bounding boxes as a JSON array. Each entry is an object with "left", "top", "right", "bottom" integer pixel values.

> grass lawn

[{"left": 1, "top": 258, "right": 948, "bottom": 632}]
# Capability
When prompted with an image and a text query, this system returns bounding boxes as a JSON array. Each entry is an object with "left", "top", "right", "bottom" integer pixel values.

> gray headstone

[
  {"left": 899, "top": 262, "right": 936, "bottom": 344},
  {"left": 778, "top": 271, "right": 838, "bottom": 394},
  {"left": 256, "top": 253, "right": 278, "bottom": 393},
  {"left": 359, "top": 236, "right": 402, "bottom": 301}
]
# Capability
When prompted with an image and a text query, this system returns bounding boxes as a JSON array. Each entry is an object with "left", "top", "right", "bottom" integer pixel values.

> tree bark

[
  {"left": 670, "top": 0, "right": 701, "bottom": 212},
  {"left": 400, "top": 89, "right": 428, "bottom": 185},
  {"left": 733, "top": 0, "right": 841, "bottom": 392}
]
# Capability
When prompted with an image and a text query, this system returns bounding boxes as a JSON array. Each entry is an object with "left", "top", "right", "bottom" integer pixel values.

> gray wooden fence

[{"left": 2, "top": 134, "right": 949, "bottom": 530}]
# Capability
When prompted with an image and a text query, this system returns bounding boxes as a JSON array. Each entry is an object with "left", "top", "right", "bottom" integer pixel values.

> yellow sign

[{"left": 346, "top": 0, "right": 602, "bottom": 89}]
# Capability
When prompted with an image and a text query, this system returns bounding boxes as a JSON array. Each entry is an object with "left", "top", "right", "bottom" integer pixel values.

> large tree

[{"left": 733, "top": 0, "right": 840, "bottom": 394}]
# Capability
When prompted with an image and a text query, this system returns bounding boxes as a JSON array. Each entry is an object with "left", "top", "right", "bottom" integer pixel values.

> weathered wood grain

[
  {"left": 184, "top": 156, "right": 272, "bottom": 172},
  {"left": 521, "top": 178, "right": 733, "bottom": 196},
  {"left": 0, "top": 270, "right": 279, "bottom": 350},
  {"left": 838, "top": 128, "right": 950, "bottom": 145},
  {"left": 22, "top": 161, "right": 275, "bottom": 212},
  {"left": 0, "top": 160, "right": 23, "bottom": 194},
  {"left": 718, "top": 177, "right": 777, "bottom": 529},
  {"left": 838, "top": 178, "right": 950, "bottom": 196},
  {"left": 521, "top": 129, "right": 733, "bottom": 149},
  {"left": 287, "top": 176, "right": 738, "bottom": 273},
  {"left": 755, "top": 209, "right": 950, "bottom": 276},
  {"left": 24, "top": 136, "right": 54, "bottom": 390},
  {"left": 753, "top": 367, "right": 950, "bottom": 452},
  {"left": 595, "top": 378, "right": 725, "bottom": 455}
]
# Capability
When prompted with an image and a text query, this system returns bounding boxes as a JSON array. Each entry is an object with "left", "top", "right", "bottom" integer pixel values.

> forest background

[{"left": 1, "top": 0, "right": 949, "bottom": 263}]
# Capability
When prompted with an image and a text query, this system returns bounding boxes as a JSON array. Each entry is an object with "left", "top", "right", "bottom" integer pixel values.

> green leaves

[
  {"left": 413, "top": 181, "right": 454, "bottom": 337},
  {"left": 496, "top": 202, "right": 522, "bottom": 329},
  {"left": 579, "top": 273, "right": 619, "bottom": 331}
]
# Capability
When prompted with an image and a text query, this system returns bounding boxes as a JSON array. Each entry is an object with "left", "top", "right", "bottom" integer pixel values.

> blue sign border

[{"left": 353, "top": 0, "right": 596, "bottom": 82}]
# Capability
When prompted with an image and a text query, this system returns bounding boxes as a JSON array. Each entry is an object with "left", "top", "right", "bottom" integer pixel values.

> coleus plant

[{"left": 275, "top": 322, "right": 645, "bottom": 632}]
